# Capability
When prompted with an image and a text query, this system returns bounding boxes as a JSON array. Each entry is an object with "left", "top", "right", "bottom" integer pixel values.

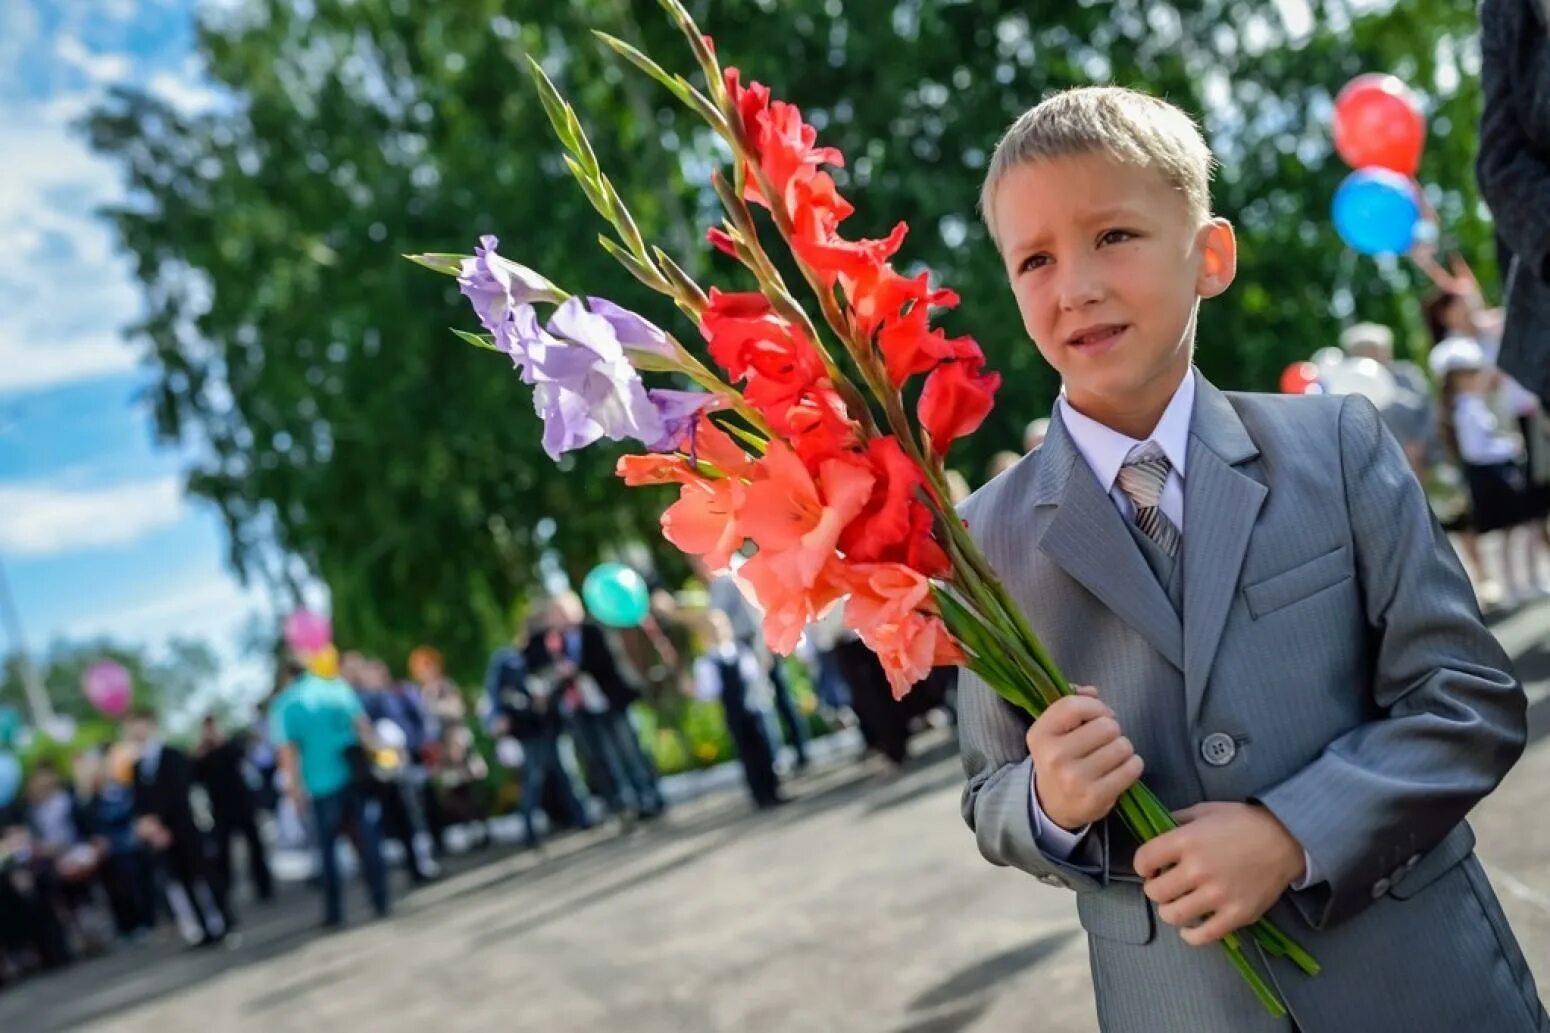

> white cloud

[
  {"left": 0, "top": 103, "right": 143, "bottom": 395},
  {"left": 0, "top": 332, "right": 137, "bottom": 395},
  {"left": 53, "top": 34, "right": 133, "bottom": 86},
  {"left": 146, "top": 68, "right": 225, "bottom": 115},
  {"left": 0, "top": 476, "right": 182, "bottom": 556}
]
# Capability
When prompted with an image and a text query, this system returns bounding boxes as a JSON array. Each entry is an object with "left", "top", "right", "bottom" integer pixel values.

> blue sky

[{"left": 0, "top": 0, "right": 272, "bottom": 716}]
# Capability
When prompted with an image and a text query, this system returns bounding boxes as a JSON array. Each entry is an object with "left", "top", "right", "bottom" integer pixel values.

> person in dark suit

[
  {"left": 527, "top": 593, "right": 665, "bottom": 819},
  {"left": 487, "top": 624, "right": 592, "bottom": 848},
  {"left": 124, "top": 709, "right": 229, "bottom": 945},
  {"left": 1479, "top": 0, "right": 1550, "bottom": 406},
  {"left": 193, "top": 717, "right": 273, "bottom": 904}
]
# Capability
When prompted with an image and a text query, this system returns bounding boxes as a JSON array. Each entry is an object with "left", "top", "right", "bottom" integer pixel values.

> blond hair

[{"left": 980, "top": 86, "right": 1216, "bottom": 242}]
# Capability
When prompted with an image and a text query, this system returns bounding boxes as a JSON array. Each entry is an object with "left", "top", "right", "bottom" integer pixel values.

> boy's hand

[
  {"left": 1025, "top": 685, "right": 1145, "bottom": 831},
  {"left": 1135, "top": 802, "right": 1306, "bottom": 947}
]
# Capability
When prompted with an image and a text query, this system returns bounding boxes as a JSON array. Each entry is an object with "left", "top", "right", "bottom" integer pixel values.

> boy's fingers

[
  {"left": 1133, "top": 826, "right": 1185, "bottom": 879},
  {"left": 1157, "top": 887, "right": 1217, "bottom": 929},
  {"left": 1142, "top": 863, "right": 1197, "bottom": 906},
  {"left": 1037, "top": 695, "right": 1111, "bottom": 735},
  {"left": 1077, "top": 735, "right": 1135, "bottom": 777},
  {"left": 1072, "top": 684, "right": 1101, "bottom": 698},
  {"left": 1179, "top": 909, "right": 1239, "bottom": 948},
  {"left": 1171, "top": 804, "right": 1206, "bottom": 825}
]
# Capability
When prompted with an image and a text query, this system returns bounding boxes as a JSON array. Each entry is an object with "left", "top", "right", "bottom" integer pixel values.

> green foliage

[
  {"left": 1, "top": 638, "right": 219, "bottom": 727},
  {"left": 87, "top": 0, "right": 1489, "bottom": 666}
]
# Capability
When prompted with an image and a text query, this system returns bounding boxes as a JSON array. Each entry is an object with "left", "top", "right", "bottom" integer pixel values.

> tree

[
  {"left": 88, "top": 0, "right": 1491, "bottom": 677},
  {"left": 1, "top": 637, "right": 220, "bottom": 726}
]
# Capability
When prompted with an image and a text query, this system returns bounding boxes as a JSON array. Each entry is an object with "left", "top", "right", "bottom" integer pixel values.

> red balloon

[
  {"left": 1333, "top": 74, "right": 1425, "bottom": 175},
  {"left": 1280, "top": 361, "right": 1320, "bottom": 395}
]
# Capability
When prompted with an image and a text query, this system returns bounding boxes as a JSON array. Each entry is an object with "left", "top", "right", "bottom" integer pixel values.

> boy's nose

[{"left": 1056, "top": 263, "right": 1106, "bottom": 311}]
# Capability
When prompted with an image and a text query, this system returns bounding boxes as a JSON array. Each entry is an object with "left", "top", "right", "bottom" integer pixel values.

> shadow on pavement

[{"left": 907, "top": 929, "right": 1078, "bottom": 1014}]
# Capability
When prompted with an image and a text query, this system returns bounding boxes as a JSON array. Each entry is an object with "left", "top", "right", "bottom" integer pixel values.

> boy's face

[{"left": 990, "top": 153, "right": 1236, "bottom": 430}]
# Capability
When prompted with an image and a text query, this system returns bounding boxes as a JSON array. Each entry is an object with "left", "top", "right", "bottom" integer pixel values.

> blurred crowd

[{"left": 0, "top": 570, "right": 955, "bottom": 991}]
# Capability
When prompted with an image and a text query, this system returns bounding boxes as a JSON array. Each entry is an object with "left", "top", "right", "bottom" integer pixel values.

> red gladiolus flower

[{"left": 919, "top": 358, "right": 1000, "bottom": 455}]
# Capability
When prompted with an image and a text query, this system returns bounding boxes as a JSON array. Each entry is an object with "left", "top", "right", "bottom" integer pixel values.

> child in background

[
  {"left": 692, "top": 612, "right": 783, "bottom": 810},
  {"left": 1431, "top": 338, "right": 1550, "bottom": 608}
]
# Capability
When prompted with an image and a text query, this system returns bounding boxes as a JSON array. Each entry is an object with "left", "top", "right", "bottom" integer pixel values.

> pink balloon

[
  {"left": 283, "top": 610, "right": 333, "bottom": 653},
  {"left": 83, "top": 661, "right": 132, "bottom": 718}
]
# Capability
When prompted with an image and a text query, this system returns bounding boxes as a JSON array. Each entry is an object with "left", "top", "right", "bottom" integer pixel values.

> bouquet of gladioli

[{"left": 411, "top": 0, "right": 1317, "bottom": 1014}]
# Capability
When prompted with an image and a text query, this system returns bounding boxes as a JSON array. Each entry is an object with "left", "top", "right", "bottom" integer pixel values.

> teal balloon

[
  {"left": 0, "top": 752, "right": 20, "bottom": 809},
  {"left": 0, "top": 706, "right": 19, "bottom": 748},
  {"left": 582, "top": 563, "right": 650, "bottom": 628}
]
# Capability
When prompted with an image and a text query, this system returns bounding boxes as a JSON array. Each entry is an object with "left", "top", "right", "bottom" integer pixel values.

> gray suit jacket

[
  {"left": 1479, "top": 0, "right": 1550, "bottom": 405},
  {"left": 957, "top": 377, "right": 1547, "bottom": 1032}
]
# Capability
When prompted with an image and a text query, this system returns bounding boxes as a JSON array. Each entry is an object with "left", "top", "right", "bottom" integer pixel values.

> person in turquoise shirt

[{"left": 271, "top": 658, "right": 389, "bottom": 928}]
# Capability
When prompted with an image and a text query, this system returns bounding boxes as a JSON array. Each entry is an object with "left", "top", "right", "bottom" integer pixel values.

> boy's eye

[
  {"left": 1018, "top": 253, "right": 1051, "bottom": 273},
  {"left": 1098, "top": 228, "right": 1137, "bottom": 246}
]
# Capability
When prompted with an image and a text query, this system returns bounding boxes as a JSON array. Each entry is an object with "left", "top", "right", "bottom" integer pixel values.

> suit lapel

[
  {"left": 1032, "top": 412, "right": 1184, "bottom": 671},
  {"left": 1181, "top": 379, "right": 1266, "bottom": 721}
]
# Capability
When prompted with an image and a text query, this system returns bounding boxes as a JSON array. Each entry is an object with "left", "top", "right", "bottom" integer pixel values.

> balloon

[
  {"left": 0, "top": 753, "right": 19, "bottom": 808},
  {"left": 1332, "top": 169, "right": 1420, "bottom": 256},
  {"left": 1333, "top": 73, "right": 1425, "bottom": 175},
  {"left": 581, "top": 563, "right": 650, "bottom": 628},
  {"left": 1320, "top": 356, "right": 1399, "bottom": 411},
  {"left": 283, "top": 610, "right": 333, "bottom": 654},
  {"left": 0, "top": 706, "right": 21, "bottom": 748},
  {"left": 304, "top": 644, "right": 340, "bottom": 679},
  {"left": 1279, "top": 362, "right": 1321, "bottom": 395},
  {"left": 83, "top": 661, "right": 132, "bottom": 718},
  {"left": 1310, "top": 346, "right": 1346, "bottom": 369}
]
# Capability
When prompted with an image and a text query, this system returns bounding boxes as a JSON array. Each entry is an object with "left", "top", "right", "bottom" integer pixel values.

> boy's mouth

[{"left": 1064, "top": 323, "right": 1129, "bottom": 353}]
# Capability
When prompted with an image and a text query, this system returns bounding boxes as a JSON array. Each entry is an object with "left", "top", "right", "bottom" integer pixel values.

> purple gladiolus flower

[
  {"left": 457, "top": 235, "right": 564, "bottom": 348},
  {"left": 516, "top": 298, "right": 666, "bottom": 460},
  {"left": 644, "top": 389, "right": 723, "bottom": 452},
  {"left": 585, "top": 296, "right": 675, "bottom": 359}
]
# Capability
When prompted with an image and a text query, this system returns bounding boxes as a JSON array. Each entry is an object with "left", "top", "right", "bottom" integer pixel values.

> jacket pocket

[
  {"left": 1242, "top": 543, "right": 1352, "bottom": 620},
  {"left": 1389, "top": 822, "right": 1477, "bottom": 900},
  {"left": 1076, "top": 885, "right": 1155, "bottom": 945}
]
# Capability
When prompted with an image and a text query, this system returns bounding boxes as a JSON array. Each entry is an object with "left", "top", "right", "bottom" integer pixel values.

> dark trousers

[
  {"left": 212, "top": 807, "right": 273, "bottom": 902},
  {"left": 375, "top": 778, "right": 429, "bottom": 881},
  {"left": 158, "top": 833, "right": 232, "bottom": 939},
  {"left": 0, "top": 866, "right": 71, "bottom": 969},
  {"left": 766, "top": 659, "right": 810, "bottom": 767},
  {"left": 519, "top": 732, "right": 590, "bottom": 845},
  {"left": 835, "top": 639, "right": 908, "bottom": 764},
  {"left": 100, "top": 850, "right": 155, "bottom": 936},
  {"left": 571, "top": 711, "right": 664, "bottom": 815},
  {"left": 725, "top": 705, "right": 781, "bottom": 806},
  {"left": 312, "top": 784, "right": 388, "bottom": 926}
]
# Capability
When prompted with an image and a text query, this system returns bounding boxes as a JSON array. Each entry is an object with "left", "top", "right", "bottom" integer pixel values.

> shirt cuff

[
  {"left": 1027, "top": 766, "right": 1091, "bottom": 858},
  {"left": 1291, "top": 850, "right": 1320, "bottom": 892}
]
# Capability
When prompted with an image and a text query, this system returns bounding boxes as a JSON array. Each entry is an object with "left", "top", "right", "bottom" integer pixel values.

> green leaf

[
  {"left": 404, "top": 252, "right": 467, "bottom": 276},
  {"left": 450, "top": 328, "right": 503, "bottom": 353},
  {"left": 593, "top": 31, "right": 693, "bottom": 106},
  {"left": 599, "top": 235, "right": 667, "bottom": 292}
]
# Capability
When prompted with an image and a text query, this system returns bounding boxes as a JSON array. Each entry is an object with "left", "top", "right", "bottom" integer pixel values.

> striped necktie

[{"left": 1116, "top": 447, "right": 1181, "bottom": 557}]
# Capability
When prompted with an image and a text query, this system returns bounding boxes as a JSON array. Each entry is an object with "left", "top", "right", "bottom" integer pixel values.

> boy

[{"left": 957, "top": 87, "right": 1546, "bottom": 1033}]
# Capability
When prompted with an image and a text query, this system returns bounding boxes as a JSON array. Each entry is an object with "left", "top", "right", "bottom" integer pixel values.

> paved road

[{"left": 5, "top": 601, "right": 1549, "bottom": 1033}]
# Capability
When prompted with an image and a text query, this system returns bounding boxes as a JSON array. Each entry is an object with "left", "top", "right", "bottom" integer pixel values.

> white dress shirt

[
  {"left": 1453, "top": 394, "right": 1522, "bottom": 465},
  {"left": 1029, "top": 370, "right": 1317, "bottom": 887}
]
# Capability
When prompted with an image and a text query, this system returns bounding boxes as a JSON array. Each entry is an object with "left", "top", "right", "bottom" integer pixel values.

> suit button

[
  {"left": 1372, "top": 877, "right": 1392, "bottom": 899},
  {"left": 1200, "top": 732, "right": 1237, "bottom": 767},
  {"left": 1390, "top": 864, "right": 1409, "bottom": 886},
  {"left": 1406, "top": 853, "right": 1422, "bottom": 870},
  {"left": 1037, "top": 874, "right": 1064, "bottom": 888}
]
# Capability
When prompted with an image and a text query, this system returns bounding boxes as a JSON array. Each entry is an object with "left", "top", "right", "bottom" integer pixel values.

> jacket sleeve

[
  {"left": 1256, "top": 394, "right": 1527, "bottom": 929},
  {"left": 1477, "top": 0, "right": 1550, "bottom": 284}
]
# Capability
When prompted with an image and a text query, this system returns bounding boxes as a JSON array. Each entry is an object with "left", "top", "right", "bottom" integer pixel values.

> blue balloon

[
  {"left": 1332, "top": 168, "right": 1420, "bottom": 256},
  {"left": 0, "top": 752, "right": 20, "bottom": 809},
  {"left": 581, "top": 563, "right": 651, "bottom": 628}
]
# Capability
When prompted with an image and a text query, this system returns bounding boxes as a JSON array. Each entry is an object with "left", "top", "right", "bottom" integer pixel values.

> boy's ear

[{"left": 1196, "top": 218, "right": 1237, "bottom": 299}]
